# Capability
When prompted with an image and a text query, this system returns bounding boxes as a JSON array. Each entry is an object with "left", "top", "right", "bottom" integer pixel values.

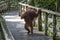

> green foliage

[
  {"left": 42, "top": 18, "right": 45, "bottom": 23},
  {"left": 57, "top": 19, "right": 60, "bottom": 22},
  {"left": 28, "top": 0, "right": 35, "bottom": 6},
  {"left": 7, "top": 0, "right": 22, "bottom": 8},
  {"left": 28, "top": 0, "right": 60, "bottom": 12},
  {"left": 48, "top": 22, "right": 52, "bottom": 28},
  {"left": 56, "top": 36, "right": 60, "bottom": 40},
  {"left": 47, "top": 30, "right": 52, "bottom": 36}
]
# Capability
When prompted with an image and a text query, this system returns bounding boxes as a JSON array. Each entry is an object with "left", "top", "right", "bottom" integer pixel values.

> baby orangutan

[{"left": 21, "top": 7, "right": 41, "bottom": 35}]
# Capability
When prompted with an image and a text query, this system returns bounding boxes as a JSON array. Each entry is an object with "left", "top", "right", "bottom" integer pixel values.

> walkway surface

[{"left": 2, "top": 8, "right": 52, "bottom": 40}]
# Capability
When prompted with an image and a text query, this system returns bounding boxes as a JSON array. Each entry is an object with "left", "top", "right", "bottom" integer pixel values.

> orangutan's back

[{"left": 21, "top": 10, "right": 37, "bottom": 22}]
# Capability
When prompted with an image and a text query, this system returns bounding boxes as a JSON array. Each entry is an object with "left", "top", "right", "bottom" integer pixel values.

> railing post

[
  {"left": 53, "top": 15, "right": 57, "bottom": 40},
  {"left": 45, "top": 13, "right": 48, "bottom": 36},
  {"left": 19, "top": 5, "right": 22, "bottom": 16},
  {"left": 38, "top": 10, "right": 42, "bottom": 31}
]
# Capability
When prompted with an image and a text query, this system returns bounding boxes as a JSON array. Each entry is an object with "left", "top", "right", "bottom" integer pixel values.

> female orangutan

[{"left": 21, "top": 7, "right": 41, "bottom": 35}]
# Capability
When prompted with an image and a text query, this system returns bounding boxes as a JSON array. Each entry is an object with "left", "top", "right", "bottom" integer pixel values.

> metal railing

[
  {"left": 19, "top": 2, "right": 60, "bottom": 40},
  {"left": 0, "top": 15, "right": 15, "bottom": 40}
]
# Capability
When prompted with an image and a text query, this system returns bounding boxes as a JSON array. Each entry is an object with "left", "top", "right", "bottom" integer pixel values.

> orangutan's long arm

[{"left": 35, "top": 9, "right": 41, "bottom": 17}]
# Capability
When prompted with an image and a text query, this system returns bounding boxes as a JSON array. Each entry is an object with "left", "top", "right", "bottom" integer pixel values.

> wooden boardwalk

[{"left": 2, "top": 8, "right": 52, "bottom": 40}]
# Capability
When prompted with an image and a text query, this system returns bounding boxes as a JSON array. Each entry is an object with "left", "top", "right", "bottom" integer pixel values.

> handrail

[
  {"left": 19, "top": 2, "right": 60, "bottom": 16},
  {"left": 0, "top": 15, "right": 15, "bottom": 40},
  {"left": 19, "top": 2, "right": 59, "bottom": 40}
]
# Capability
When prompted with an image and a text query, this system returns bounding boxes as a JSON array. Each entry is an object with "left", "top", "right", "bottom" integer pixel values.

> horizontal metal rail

[
  {"left": 19, "top": 2, "right": 60, "bottom": 16},
  {"left": 0, "top": 15, "right": 15, "bottom": 40}
]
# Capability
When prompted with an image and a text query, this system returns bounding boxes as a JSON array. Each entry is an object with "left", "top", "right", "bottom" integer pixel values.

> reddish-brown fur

[{"left": 21, "top": 8, "right": 41, "bottom": 34}]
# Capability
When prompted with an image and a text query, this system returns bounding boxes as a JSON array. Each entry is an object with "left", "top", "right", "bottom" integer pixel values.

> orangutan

[{"left": 21, "top": 8, "right": 41, "bottom": 34}]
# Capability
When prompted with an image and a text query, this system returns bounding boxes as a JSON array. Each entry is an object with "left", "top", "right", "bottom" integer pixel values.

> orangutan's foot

[{"left": 27, "top": 31, "right": 30, "bottom": 35}]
